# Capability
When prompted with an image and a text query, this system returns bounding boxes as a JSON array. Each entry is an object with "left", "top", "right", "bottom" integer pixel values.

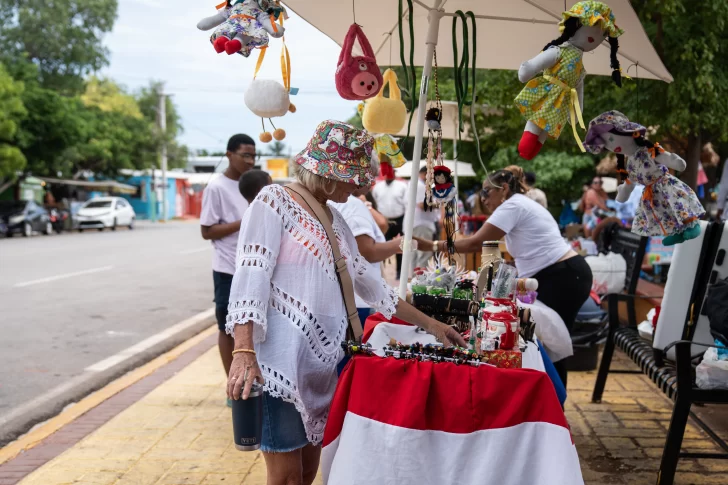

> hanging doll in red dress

[{"left": 514, "top": 1, "right": 624, "bottom": 160}]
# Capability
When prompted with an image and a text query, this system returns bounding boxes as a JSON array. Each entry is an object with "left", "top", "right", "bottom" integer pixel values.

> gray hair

[{"left": 293, "top": 163, "right": 337, "bottom": 196}]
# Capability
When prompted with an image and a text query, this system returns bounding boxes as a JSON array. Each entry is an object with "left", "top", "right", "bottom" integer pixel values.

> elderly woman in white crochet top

[{"left": 227, "top": 120, "right": 464, "bottom": 485}]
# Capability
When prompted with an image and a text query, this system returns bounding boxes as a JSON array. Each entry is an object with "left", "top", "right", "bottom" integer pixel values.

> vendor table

[{"left": 321, "top": 355, "right": 583, "bottom": 485}]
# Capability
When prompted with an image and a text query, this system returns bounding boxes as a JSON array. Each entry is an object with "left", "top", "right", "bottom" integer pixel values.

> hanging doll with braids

[
  {"left": 584, "top": 111, "right": 705, "bottom": 245},
  {"left": 514, "top": 1, "right": 623, "bottom": 160}
]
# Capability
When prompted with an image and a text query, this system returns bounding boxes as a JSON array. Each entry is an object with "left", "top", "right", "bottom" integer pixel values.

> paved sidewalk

[
  {"left": 7, "top": 345, "right": 321, "bottom": 485},
  {"left": 3, "top": 340, "right": 727, "bottom": 485}
]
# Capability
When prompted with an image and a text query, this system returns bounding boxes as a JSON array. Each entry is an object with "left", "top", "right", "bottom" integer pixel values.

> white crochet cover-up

[{"left": 226, "top": 184, "right": 398, "bottom": 444}]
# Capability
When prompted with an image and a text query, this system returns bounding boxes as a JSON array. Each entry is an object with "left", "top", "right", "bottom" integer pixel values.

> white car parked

[{"left": 74, "top": 197, "right": 136, "bottom": 232}]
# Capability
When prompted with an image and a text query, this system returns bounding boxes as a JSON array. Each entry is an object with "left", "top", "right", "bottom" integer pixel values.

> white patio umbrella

[
  {"left": 282, "top": 0, "right": 672, "bottom": 297},
  {"left": 396, "top": 160, "right": 477, "bottom": 178}
]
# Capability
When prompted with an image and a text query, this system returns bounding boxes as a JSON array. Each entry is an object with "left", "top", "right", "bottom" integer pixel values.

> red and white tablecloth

[{"left": 321, "top": 355, "right": 583, "bottom": 485}]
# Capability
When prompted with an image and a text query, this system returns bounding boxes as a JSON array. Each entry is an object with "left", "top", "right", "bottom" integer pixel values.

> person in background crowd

[
  {"left": 360, "top": 191, "right": 389, "bottom": 233},
  {"left": 613, "top": 183, "right": 644, "bottom": 222},
  {"left": 580, "top": 176, "right": 610, "bottom": 238},
  {"left": 372, "top": 169, "right": 408, "bottom": 280},
  {"left": 524, "top": 171, "right": 548, "bottom": 209},
  {"left": 411, "top": 166, "right": 440, "bottom": 271},
  {"left": 200, "top": 134, "right": 256, "bottom": 406},
  {"left": 716, "top": 159, "right": 728, "bottom": 221},
  {"left": 415, "top": 165, "right": 592, "bottom": 387},
  {"left": 238, "top": 169, "right": 273, "bottom": 204}
]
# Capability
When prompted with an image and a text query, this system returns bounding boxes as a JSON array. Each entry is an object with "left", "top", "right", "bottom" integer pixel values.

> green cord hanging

[
  {"left": 396, "top": 0, "right": 417, "bottom": 155},
  {"left": 452, "top": 10, "right": 487, "bottom": 175}
]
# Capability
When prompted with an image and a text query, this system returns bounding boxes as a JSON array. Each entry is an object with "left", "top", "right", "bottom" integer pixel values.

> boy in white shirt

[{"left": 200, "top": 134, "right": 256, "bottom": 398}]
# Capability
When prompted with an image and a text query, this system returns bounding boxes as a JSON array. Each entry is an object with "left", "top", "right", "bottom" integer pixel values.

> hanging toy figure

[
  {"left": 197, "top": 0, "right": 286, "bottom": 57},
  {"left": 432, "top": 166, "right": 455, "bottom": 203},
  {"left": 514, "top": 1, "right": 624, "bottom": 160},
  {"left": 425, "top": 106, "right": 442, "bottom": 132},
  {"left": 584, "top": 111, "right": 706, "bottom": 245}
]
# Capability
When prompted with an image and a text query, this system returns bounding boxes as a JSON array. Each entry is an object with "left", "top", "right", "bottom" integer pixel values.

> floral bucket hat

[
  {"left": 584, "top": 110, "right": 647, "bottom": 154},
  {"left": 560, "top": 1, "right": 624, "bottom": 38},
  {"left": 294, "top": 120, "right": 376, "bottom": 187}
]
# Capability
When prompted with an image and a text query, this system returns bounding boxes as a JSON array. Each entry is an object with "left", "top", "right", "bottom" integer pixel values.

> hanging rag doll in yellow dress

[{"left": 514, "top": 1, "right": 623, "bottom": 160}]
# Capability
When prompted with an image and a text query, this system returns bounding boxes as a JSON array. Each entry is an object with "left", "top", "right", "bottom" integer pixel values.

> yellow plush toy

[{"left": 362, "top": 69, "right": 407, "bottom": 135}]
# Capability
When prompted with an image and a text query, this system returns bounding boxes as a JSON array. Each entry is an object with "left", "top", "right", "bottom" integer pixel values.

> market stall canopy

[
  {"left": 393, "top": 101, "right": 497, "bottom": 141},
  {"left": 39, "top": 177, "right": 137, "bottom": 195},
  {"left": 282, "top": 0, "right": 672, "bottom": 82},
  {"left": 396, "top": 160, "right": 477, "bottom": 178}
]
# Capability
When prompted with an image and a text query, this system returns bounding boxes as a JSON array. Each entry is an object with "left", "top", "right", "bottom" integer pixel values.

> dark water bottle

[{"left": 232, "top": 383, "right": 263, "bottom": 451}]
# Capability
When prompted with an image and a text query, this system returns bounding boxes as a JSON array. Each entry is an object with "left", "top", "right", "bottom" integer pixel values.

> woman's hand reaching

[
  {"left": 227, "top": 352, "right": 264, "bottom": 400},
  {"left": 424, "top": 319, "right": 467, "bottom": 348}
]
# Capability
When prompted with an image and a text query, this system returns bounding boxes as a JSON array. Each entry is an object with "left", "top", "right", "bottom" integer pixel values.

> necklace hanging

[{"left": 423, "top": 51, "right": 457, "bottom": 261}]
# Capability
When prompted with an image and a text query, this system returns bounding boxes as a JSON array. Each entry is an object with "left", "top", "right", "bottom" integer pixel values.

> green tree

[
  {"left": 266, "top": 141, "right": 287, "bottom": 157},
  {"left": 0, "top": 0, "right": 118, "bottom": 94},
  {"left": 0, "top": 63, "right": 27, "bottom": 180},
  {"left": 135, "top": 81, "right": 189, "bottom": 169},
  {"left": 81, "top": 77, "right": 143, "bottom": 119}
]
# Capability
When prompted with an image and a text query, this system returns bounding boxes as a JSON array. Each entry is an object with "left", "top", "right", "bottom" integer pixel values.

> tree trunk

[{"left": 682, "top": 133, "right": 701, "bottom": 192}]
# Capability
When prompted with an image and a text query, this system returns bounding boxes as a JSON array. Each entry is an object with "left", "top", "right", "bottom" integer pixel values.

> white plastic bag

[
  {"left": 696, "top": 347, "right": 728, "bottom": 390},
  {"left": 585, "top": 252, "right": 627, "bottom": 295}
]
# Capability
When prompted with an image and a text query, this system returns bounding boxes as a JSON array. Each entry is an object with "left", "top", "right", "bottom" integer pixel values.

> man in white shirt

[
  {"left": 200, "top": 134, "right": 255, "bottom": 394},
  {"left": 524, "top": 171, "right": 548, "bottom": 209},
  {"left": 371, "top": 171, "right": 408, "bottom": 279},
  {"left": 412, "top": 166, "right": 439, "bottom": 271},
  {"left": 716, "top": 159, "right": 728, "bottom": 221}
]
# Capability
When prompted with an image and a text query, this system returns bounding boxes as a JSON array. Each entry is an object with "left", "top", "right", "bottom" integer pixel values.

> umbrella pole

[
  {"left": 453, "top": 129, "right": 459, "bottom": 233},
  {"left": 398, "top": 1, "right": 444, "bottom": 299}
]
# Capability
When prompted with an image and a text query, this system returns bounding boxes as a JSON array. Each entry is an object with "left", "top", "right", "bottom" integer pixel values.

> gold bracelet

[
  {"left": 232, "top": 349, "right": 256, "bottom": 356},
  {"left": 433, "top": 241, "right": 440, "bottom": 252}
]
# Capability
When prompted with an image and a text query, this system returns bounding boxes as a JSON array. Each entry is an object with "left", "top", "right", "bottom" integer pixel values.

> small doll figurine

[
  {"left": 197, "top": 0, "right": 285, "bottom": 57},
  {"left": 431, "top": 165, "right": 455, "bottom": 204},
  {"left": 584, "top": 111, "right": 706, "bottom": 245},
  {"left": 514, "top": 1, "right": 624, "bottom": 160},
  {"left": 425, "top": 106, "right": 442, "bottom": 132}
]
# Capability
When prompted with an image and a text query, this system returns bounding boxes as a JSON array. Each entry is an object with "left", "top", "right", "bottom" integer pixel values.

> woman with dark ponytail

[
  {"left": 415, "top": 165, "right": 593, "bottom": 386},
  {"left": 514, "top": 1, "right": 623, "bottom": 161}
]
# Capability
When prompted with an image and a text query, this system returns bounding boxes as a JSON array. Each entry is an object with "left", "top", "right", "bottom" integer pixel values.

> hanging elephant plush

[
  {"left": 196, "top": 0, "right": 286, "bottom": 57},
  {"left": 514, "top": 1, "right": 624, "bottom": 160},
  {"left": 584, "top": 111, "right": 706, "bottom": 246}
]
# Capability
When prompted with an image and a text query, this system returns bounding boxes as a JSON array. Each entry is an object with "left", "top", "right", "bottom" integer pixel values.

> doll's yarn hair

[
  {"left": 487, "top": 166, "right": 529, "bottom": 195},
  {"left": 611, "top": 128, "right": 656, "bottom": 174},
  {"left": 543, "top": 16, "right": 622, "bottom": 88}
]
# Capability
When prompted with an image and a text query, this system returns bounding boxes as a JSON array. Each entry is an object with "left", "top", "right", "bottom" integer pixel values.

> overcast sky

[{"left": 100, "top": 0, "right": 359, "bottom": 155}]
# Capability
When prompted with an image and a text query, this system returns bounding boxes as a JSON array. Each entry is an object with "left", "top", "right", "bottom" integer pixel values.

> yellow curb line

[{"left": 0, "top": 325, "right": 217, "bottom": 466}]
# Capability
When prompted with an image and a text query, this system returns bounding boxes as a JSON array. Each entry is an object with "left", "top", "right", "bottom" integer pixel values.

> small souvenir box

[{"left": 480, "top": 350, "right": 522, "bottom": 369}]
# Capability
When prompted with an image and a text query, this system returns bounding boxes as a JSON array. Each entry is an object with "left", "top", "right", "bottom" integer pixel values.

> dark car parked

[{"left": 0, "top": 200, "right": 53, "bottom": 237}]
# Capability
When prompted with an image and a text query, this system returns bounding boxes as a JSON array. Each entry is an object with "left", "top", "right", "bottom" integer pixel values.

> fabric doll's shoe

[
  {"left": 518, "top": 131, "right": 543, "bottom": 160},
  {"left": 213, "top": 36, "right": 229, "bottom": 53},
  {"left": 225, "top": 38, "right": 242, "bottom": 55},
  {"left": 662, "top": 232, "right": 684, "bottom": 246},
  {"left": 682, "top": 224, "right": 702, "bottom": 242}
]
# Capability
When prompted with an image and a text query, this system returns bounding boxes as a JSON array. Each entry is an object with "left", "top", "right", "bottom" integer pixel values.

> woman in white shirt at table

[{"left": 417, "top": 165, "right": 592, "bottom": 386}]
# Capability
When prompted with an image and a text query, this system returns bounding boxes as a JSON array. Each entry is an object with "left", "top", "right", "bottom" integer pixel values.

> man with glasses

[{"left": 200, "top": 134, "right": 257, "bottom": 405}]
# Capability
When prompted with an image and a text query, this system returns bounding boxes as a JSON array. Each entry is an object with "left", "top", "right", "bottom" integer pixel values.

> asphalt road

[{"left": 0, "top": 220, "right": 218, "bottom": 443}]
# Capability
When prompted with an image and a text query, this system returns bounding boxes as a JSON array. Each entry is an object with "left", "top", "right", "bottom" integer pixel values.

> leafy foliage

[
  {"left": 0, "top": 63, "right": 27, "bottom": 179},
  {"left": 0, "top": 0, "right": 118, "bottom": 94}
]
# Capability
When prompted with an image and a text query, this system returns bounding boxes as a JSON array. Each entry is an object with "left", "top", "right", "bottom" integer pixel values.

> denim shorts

[
  {"left": 213, "top": 271, "right": 233, "bottom": 332},
  {"left": 261, "top": 393, "right": 310, "bottom": 453}
]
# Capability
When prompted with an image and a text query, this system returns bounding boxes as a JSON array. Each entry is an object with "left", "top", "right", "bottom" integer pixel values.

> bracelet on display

[{"left": 340, "top": 341, "right": 376, "bottom": 356}]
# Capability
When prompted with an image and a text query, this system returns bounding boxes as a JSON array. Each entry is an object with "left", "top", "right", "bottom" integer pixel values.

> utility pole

[{"left": 158, "top": 86, "right": 168, "bottom": 222}]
